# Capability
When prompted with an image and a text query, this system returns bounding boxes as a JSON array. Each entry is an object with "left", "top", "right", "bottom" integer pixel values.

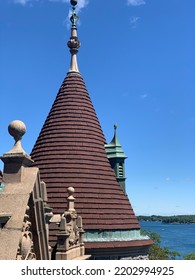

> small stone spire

[
  {"left": 56, "top": 186, "right": 86, "bottom": 260},
  {"left": 67, "top": 0, "right": 81, "bottom": 73},
  {"left": 67, "top": 186, "right": 75, "bottom": 212}
]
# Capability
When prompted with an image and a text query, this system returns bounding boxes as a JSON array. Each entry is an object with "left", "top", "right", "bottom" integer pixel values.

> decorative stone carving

[
  {"left": 16, "top": 206, "right": 36, "bottom": 260},
  {"left": 55, "top": 187, "right": 86, "bottom": 260}
]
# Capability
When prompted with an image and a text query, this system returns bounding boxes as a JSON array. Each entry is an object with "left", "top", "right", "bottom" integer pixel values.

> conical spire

[
  {"left": 31, "top": 1, "right": 152, "bottom": 258},
  {"left": 67, "top": 0, "right": 80, "bottom": 73}
]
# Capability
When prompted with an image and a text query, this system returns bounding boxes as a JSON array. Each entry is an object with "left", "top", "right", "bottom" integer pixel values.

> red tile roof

[{"left": 31, "top": 72, "right": 140, "bottom": 246}]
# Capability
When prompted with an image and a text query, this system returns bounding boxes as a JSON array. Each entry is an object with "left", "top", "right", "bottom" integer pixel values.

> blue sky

[{"left": 1, "top": 0, "right": 195, "bottom": 215}]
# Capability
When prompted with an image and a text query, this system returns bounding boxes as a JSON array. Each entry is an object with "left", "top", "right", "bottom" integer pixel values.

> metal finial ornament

[
  {"left": 113, "top": 124, "right": 118, "bottom": 139},
  {"left": 71, "top": 0, "right": 77, "bottom": 7},
  {"left": 70, "top": 9, "right": 79, "bottom": 27},
  {"left": 67, "top": 0, "right": 80, "bottom": 73},
  {"left": 70, "top": 0, "right": 79, "bottom": 26}
]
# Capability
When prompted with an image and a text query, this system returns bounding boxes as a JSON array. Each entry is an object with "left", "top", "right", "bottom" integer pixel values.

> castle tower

[{"left": 31, "top": 1, "right": 152, "bottom": 259}]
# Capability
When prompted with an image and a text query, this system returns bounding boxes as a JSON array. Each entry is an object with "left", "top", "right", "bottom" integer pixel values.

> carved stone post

[{"left": 55, "top": 186, "right": 87, "bottom": 260}]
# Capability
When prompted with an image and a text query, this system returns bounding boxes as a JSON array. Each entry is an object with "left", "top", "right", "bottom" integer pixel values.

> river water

[{"left": 140, "top": 221, "right": 195, "bottom": 259}]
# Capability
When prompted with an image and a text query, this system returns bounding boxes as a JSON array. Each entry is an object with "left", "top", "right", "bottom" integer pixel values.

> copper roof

[{"left": 30, "top": 72, "right": 140, "bottom": 245}]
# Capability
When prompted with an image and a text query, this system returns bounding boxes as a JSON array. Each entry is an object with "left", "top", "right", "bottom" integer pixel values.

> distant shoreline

[{"left": 137, "top": 215, "right": 195, "bottom": 224}]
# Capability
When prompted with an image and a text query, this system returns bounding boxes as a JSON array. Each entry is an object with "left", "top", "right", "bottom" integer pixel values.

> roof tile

[{"left": 31, "top": 73, "right": 140, "bottom": 246}]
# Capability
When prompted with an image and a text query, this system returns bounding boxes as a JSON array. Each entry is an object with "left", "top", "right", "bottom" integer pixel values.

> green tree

[
  {"left": 184, "top": 252, "right": 195, "bottom": 260},
  {"left": 142, "top": 230, "right": 180, "bottom": 260}
]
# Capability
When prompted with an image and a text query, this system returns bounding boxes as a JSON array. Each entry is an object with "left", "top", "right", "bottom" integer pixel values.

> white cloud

[
  {"left": 14, "top": 0, "right": 32, "bottom": 5},
  {"left": 14, "top": 0, "right": 89, "bottom": 11},
  {"left": 76, "top": 0, "right": 89, "bottom": 12},
  {"left": 48, "top": 0, "right": 89, "bottom": 13},
  {"left": 129, "top": 16, "right": 140, "bottom": 28},
  {"left": 127, "top": 0, "right": 146, "bottom": 6}
]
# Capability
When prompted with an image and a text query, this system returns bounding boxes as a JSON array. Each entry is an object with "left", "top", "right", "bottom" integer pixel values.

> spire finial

[
  {"left": 67, "top": 0, "right": 80, "bottom": 73},
  {"left": 70, "top": 0, "right": 79, "bottom": 26},
  {"left": 114, "top": 123, "right": 118, "bottom": 137}
]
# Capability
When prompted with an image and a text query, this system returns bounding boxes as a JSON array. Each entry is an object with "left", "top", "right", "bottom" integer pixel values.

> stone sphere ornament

[
  {"left": 67, "top": 187, "right": 75, "bottom": 196},
  {"left": 8, "top": 120, "right": 26, "bottom": 142},
  {"left": 7, "top": 120, "right": 28, "bottom": 155}
]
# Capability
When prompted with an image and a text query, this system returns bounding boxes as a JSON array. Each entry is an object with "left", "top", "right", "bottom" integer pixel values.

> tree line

[
  {"left": 137, "top": 215, "right": 195, "bottom": 224},
  {"left": 141, "top": 230, "right": 195, "bottom": 260}
]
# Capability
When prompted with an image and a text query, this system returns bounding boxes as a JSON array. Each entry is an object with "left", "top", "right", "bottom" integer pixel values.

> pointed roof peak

[
  {"left": 110, "top": 123, "right": 121, "bottom": 146},
  {"left": 67, "top": 0, "right": 81, "bottom": 73},
  {"left": 105, "top": 124, "right": 127, "bottom": 159}
]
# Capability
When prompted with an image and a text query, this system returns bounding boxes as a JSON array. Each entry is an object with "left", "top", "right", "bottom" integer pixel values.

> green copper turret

[{"left": 105, "top": 124, "right": 127, "bottom": 194}]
